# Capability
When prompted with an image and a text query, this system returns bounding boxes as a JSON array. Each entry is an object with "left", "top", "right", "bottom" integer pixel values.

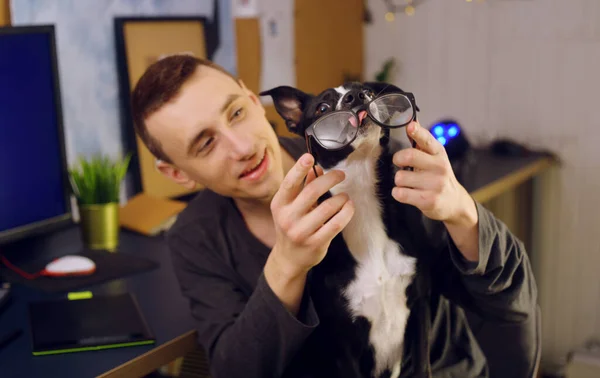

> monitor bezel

[{"left": 0, "top": 24, "right": 73, "bottom": 246}]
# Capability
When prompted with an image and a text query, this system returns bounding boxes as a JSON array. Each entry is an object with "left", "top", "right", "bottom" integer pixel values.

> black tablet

[{"left": 28, "top": 292, "right": 155, "bottom": 356}]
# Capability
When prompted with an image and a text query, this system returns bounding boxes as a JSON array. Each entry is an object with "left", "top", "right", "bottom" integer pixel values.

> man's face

[{"left": 146, "top": 66, "right": 284, "bottom": 202}]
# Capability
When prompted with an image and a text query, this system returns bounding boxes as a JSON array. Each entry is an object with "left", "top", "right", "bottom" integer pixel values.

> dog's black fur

[{"left": 261, "top": 82, "right": 450, "bottom": 378}]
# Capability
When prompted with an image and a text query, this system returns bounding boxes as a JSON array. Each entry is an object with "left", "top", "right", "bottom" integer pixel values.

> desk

[
  {"left": 0, "top": 148, "right": 555, "bottom": 378},
  {"left": 462, "top": 149, "right": 554, "bottom": 203},
  {"left": 0, "top": 229, "right": 197, "bottom": 378}
]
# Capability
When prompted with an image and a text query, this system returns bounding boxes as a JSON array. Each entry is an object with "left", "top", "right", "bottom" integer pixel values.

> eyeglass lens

[
  {"left": 368, "top": 94, "right": 414, "bottom": 127},
  {"left": 312, "top": 112, "right": 358, "bottom": 150}
]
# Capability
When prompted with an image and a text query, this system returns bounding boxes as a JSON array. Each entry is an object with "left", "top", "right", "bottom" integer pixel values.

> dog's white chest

[
  {"left": 344, "top": 240, "right": 415, "bottom": 376},
  {"left": 327, "top": 145, "right": 417, "bottom": 376}
]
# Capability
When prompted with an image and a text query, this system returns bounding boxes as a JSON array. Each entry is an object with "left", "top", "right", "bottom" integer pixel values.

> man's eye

[
  {"left": 198, "top": 137, "right": 214, "bottom": 155},
  {"left": 231, "top": 107, "right": 244, "bottom": 120}
]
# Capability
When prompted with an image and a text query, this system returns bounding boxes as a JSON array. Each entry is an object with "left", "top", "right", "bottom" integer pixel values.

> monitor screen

[{"left": 0, "top": 26, "right": 71, "bottom": 244}]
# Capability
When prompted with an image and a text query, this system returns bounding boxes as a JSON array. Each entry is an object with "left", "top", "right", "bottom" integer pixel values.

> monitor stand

[{"left": 0, "top": 282, "right": 11, "bottom": 315}]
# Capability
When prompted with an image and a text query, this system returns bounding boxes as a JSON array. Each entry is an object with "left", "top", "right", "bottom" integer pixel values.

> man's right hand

[{"left": 264, "top": 153, "right": 354, "bottom": 314}]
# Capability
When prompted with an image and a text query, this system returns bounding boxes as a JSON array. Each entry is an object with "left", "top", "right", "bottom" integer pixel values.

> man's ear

[
  {"left": 259, "top": 86, "right": 312, "bottom": 135},
  {"left": 155, "top": 159, "right": 197, "bottom": 190}
]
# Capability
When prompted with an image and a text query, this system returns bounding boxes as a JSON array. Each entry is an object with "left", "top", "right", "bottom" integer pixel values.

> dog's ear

[{"left": 259, "top": 86, "right": 312, "bottom": 134}]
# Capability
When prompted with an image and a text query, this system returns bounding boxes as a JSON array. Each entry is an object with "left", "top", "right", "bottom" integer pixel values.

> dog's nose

[{"left": 342, "top": 90, "right": 367, "bottom": 108}]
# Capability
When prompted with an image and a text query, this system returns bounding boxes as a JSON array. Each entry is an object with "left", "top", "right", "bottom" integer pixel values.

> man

[{"left": 130, "top": 55, "right": 539, "bottom": 378}]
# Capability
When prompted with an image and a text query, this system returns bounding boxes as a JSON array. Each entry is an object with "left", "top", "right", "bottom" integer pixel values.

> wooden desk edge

[
  {"left": 97, "top": 329, "right": 198, "bottom": 378},
  {"left": 471, "top": 156, "right": 555, "bottom": 203}
]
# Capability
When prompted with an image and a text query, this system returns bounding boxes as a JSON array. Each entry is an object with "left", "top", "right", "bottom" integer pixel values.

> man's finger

[
  {"left": 304, "top": 165, "right": 324, "bottom": 188},
  {"left": 297, "top": 169, "right": 345, "bottom": 207},
  {"left": 394, "top": 170, "right": 441, "bottom": 190},
  {"left": 309, "top": 198, "right": 354, "bottom": 245},
  {"left": 405, "top": 121, "right": 443, "bottom": 156},
  {"left": 289, "top": 169, "right": 346, "bottom": 217},
  {"left": 391, "top": 187, "right": 433, "bottom": 210},
  {"left": 393, "top": 148, "right": 440, "bottom": 172},
  {"left": 274, "top": 153, "right": 314, "bottom": 206},
  {"left": 290, "top": 192, "right": 349, "bottom": 242},
  {"left": 303, "top": 165, "right": 324, "bottom": 212}
]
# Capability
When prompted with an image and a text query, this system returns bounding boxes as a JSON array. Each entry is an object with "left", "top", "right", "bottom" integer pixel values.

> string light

[
  {"left": 382, "top": 0, "right": 485, "bottom": 22},
  {"left": 382, "top": 0, "right": 425, "bottom": 20}
]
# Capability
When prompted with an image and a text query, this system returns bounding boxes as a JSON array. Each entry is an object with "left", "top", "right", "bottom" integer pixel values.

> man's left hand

[
  {"left": 391, "top": 120, "right": 471, "bottom": 224},
  {"left": 392, "top": 121, "right": 479, "bottom": 261}
]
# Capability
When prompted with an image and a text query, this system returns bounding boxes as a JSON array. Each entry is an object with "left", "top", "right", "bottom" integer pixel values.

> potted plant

[
  {"left": 68, "top": 153, "right": 131, "bottom": 252},
  {"left": 374, "top": 58, "right": 397, "bottom": 83}
]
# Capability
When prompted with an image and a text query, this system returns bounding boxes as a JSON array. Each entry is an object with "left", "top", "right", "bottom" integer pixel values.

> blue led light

[
  {"left": 448, "top": 126, "right": 458, "bottom": 137},
  {"left": 437, "top": 136, "right": 447, "bottom": 146},
  {"left": 433, "top": 126, "right": 444, "bottom": 136}
]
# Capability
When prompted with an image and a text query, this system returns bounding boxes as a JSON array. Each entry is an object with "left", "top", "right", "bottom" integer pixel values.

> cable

[{"left": 0, "top": 255, "right": 41, "bottom": 280}]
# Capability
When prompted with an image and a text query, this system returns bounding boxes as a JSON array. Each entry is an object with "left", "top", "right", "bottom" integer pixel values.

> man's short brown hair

[{"left": 130, "top": 54, "right": 238, "bottom": 163}]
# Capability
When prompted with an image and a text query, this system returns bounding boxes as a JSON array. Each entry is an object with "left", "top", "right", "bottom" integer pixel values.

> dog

[{"left": 261, "top": 82, "right": 447, "bottom": 378}]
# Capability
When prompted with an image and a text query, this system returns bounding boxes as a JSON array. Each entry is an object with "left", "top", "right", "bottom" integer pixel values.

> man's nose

[{"left": 223, "top": 129, "right": 254, "bottom": 159}]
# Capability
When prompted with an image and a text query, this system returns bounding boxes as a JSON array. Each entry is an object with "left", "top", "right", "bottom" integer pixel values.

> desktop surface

[
  {"left": 460, "top": 148, "right": 552, "bottom": 195},
  {"left": 0, "top": 226, "right": 195, "bottom": 378}
]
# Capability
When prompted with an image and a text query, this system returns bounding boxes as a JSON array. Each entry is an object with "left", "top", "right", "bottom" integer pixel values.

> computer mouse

[
  {"left": 42, "top": 255, "right": 96, "bottom": 277},
  {"left": 490, "top": 139, "right": 529, "bottom": 157}
]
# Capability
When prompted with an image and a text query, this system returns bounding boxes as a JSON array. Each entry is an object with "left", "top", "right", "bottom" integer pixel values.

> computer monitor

[{"left": 0, "top": 25, "right": 72, "bottom": 246}]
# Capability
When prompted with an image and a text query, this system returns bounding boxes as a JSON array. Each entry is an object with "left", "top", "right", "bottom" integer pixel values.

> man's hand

[
  {"left": 264, "top": 153, "right": 354, "bottom": 314},
  {"left": 392, "top": 121, "right": 479, "bottom": 261}
]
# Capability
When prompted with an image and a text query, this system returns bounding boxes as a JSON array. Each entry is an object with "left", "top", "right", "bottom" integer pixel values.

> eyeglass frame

[
  {"left": 303, "top": 91, "right": 419, "bottom": 176},
  {"left": 303, "top": 92, "right": 419, "bottom": 154}
]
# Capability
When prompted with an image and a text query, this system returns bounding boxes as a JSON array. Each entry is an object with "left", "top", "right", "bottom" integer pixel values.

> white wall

[{"left": 365, "top": 0, "right": 600, "bottom": 373}]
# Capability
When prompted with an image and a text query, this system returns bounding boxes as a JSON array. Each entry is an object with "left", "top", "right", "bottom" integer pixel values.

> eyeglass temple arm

[
  {"left": 305, "top": 135, "right": 321, "bottom": 178},
  {"left": 411, "top": 111, "right": 419, "bottom": 148},
  {"left": 405, "top": 113, "right": 418, "bottom": 171}
]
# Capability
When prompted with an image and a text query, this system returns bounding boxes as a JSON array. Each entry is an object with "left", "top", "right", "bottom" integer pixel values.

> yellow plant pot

[{"left": 79, "top": 203, "right": 120, "bottom": 252}]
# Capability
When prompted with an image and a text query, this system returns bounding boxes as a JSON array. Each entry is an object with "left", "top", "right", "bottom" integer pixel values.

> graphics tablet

[{"left": 28, "top": 292, "right": 155, "bottom": 356}]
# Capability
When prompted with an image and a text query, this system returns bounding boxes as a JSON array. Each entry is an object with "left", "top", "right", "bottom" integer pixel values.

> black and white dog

[{"left": 261, "top": 82, "right": 447, "bottom": 378}]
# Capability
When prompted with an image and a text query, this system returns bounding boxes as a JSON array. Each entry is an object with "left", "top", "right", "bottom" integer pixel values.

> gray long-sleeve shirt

[{"left": 167, "top": 137, "right": 539, "bottom": 378}]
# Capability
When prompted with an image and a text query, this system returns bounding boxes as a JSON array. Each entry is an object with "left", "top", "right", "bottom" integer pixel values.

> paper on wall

[
  {"left": 231, "top": 0, "right": 260, "bottom": 18},
  {"left": 258, "top": 0, "right": 295, "bottom": 105}
]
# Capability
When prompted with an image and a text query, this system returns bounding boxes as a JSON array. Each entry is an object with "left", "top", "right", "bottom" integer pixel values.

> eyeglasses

[
  {"left": 304, "top": 92, "right": 418, "bottom": 177},
  {"left": 304, "top": 92, "right": 418, "bottom": 152}
]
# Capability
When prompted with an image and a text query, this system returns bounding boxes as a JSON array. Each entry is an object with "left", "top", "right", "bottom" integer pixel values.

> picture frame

[{"left": 114, "top": 15, "right": 220, "bottom": 198}]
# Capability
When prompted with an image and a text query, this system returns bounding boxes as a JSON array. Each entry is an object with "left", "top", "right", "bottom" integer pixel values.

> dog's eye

[{"left": 316, "top": 103, "right": 330, "bottom": 115}]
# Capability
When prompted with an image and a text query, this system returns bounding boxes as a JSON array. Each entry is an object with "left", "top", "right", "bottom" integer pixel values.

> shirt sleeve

[
  {"left": 168, "top": 232, "right": 319, "bottom": 378},
  {"left": 447, "top": 200, "right": 538, "bottom": 323}
]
